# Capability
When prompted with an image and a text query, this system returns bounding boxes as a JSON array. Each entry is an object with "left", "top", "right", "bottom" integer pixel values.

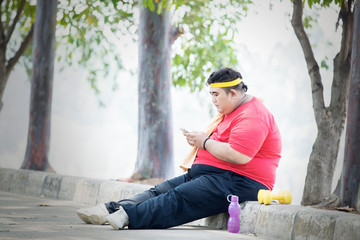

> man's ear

[{"left": 229, "top": 89, "right": 238, "bottom": 98}]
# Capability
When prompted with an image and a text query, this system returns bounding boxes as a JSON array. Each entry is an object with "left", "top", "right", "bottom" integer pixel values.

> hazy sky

[{"left": 0, "top": 1, "right": 344, "bottom": 205}]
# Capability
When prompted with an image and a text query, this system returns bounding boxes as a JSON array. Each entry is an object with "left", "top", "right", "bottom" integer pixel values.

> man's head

[
  {"left": 207, "top": 67, "right": 247, "bottom": 94},
  {"left": 207, "top": 67, "right": 248, "bottom": 114}
]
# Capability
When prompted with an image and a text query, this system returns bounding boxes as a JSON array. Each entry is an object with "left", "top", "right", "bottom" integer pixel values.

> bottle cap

[
  {"left": 231, "top": 195, "right": 239, "bottom": 202},
  {"left": 227, "top": 194, "right": 239, "bottom": 202}
]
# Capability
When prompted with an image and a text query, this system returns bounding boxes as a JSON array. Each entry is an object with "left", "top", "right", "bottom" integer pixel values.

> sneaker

[
  {"left": 77, "top": 203, "right": 109, "bottom": 225},
  {"left": 105, "top": 206, "right": 129, "bottom": 230}
]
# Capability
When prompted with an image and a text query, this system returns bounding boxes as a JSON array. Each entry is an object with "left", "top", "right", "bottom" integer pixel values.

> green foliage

[
  {"left": 1, "top": 0, "right": 36, "bottom": 75},
  {"left": 320, "top": 56, "right": 329, "bottom": 70},
  {"left": 171, "top": 0, "right": 252, "bottom": 91},
  {"left": 305, "top": 0, "right": 344, "bottom": 8},
  {"left": 4, "top": 0, "right": 250, "bottom": 94},
  {"left": 139, "top": 0, "right": 252, "bottom": 91},
  {"left": 2, "top": 0, "right": 136, "bottom": 95},
  {"left": 56, "top": 0, "right": 136, "bottom": 94},
  {"left": 303, "top": 15, "right": 317, "bottom": 29},
  {"left": 302, "top": 0, "right": 340, "bottom": 74},
  {"left": 142, "top": 0, "right": 183, "bottom": 14}
]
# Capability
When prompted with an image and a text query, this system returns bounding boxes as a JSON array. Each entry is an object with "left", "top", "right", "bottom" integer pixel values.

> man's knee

[{"left": 152, "top": 180, "right": 174, "bottom": 195}]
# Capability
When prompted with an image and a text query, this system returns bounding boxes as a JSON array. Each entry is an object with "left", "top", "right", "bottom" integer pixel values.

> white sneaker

[
  {"left": 105, "top": 206, "right": 129, "bottom": 230},
  {"left": 77, "top": 203, "right": 109, "bottom": 225}
]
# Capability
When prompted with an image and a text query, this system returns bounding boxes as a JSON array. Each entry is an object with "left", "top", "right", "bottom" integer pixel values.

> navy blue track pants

[{"left": 105, "top": 164, "right": 268, "bottom": 229}]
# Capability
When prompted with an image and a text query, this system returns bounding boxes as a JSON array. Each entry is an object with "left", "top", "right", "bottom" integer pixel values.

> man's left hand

[{"left": 184, "top": 131, "right": 208, "bottom": 149}]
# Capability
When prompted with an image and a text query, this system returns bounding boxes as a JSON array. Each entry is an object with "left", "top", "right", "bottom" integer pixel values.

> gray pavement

[
  {"left": 1, "top": 168, "right": 360, "bottom": 239},
  {"left": 0, "top": 191, "right": 265, "bottom": 240}
]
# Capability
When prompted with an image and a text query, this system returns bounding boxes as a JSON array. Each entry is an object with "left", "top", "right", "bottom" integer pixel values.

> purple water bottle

[{"left": 227, "top": 195, "right": 240, "bottom": 233}]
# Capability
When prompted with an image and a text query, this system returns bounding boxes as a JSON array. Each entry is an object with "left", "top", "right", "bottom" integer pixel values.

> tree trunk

[
  {"left": 291, "top": 0, "right": 353, "bottom": 205},
  {"left": 21, "top": 0, "right": 57, "bottom": 171},
  {"left": 134, "top": 3, "right": 175, "bottom": 180},
  {"left": 339, "top": 0, "right": 360, "bottom": 210},
  {"left": 303, "top": 119, "right": 345, "bottom": 204}
]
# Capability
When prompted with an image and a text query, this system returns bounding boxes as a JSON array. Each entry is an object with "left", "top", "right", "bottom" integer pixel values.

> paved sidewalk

[
  {"left": 1, "top": 168, "right": 360, "bottom": 239},
  {"left": 0, "top": 191, "right": 265, "bottom": 240}
]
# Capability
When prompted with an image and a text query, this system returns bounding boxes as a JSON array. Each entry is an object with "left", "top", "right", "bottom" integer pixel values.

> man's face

[{"left": 209, "top": 87, "right": 233, "bottom": 114}]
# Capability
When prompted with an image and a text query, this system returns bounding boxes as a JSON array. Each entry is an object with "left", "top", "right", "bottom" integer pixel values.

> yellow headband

[{"left": 209, "top": 78, "right": 242, "bottom": 88}]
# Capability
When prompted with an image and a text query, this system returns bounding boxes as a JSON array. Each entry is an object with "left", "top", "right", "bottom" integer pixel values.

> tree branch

[
  {"left": 6, "top": 23, "right": 34, "bottom": 74},
  {"left": 291, "top": 0, "right": 325, "bottom": 121},
  {"left": 4, "top": 0, "right": 10, "bottom": 29},
  {"left": 338, "top": 1, "right": 353, "bottom": 62},
  {"left": 5, "top": 0, "right": 26, "bottom": 46},
  {"left": 330, "top": 1, "right": 353, "bottom": 110}
]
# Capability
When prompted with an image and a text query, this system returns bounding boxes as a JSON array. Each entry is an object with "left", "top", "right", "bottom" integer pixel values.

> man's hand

[
  {"left": 184, "top": 131, "right": 251, "bottom": 165},
  {"left": 183, "top": 131, "right": 208, "bottom": 149}
]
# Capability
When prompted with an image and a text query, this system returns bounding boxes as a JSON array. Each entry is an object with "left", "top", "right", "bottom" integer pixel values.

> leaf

[
  {"left": 303, "top": 16, "right": 315, "bottom": 29},
  {"left": 148, "top": 0, "right": 155, "bottom": 11},
  {"left": 321, "top": 59, "right": 329, "bottom": 70},
  {"left": 335, "top": 206, "right": 355, "bottom": 212},
  {"left": 111, "top": 0, "right": 118, "bottom": 9},
  {"left": 157, "top": 0, "right": 163, "bottom": 14}
]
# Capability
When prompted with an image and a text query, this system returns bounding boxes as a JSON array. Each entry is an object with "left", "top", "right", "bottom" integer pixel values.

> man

[{"left": 77, "top": 67, "right": 282, "bottom": 230}]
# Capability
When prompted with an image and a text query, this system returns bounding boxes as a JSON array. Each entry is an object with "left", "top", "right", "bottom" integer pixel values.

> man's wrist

[{"left": 203, "top": 137, "right": 211, "bottom": 150}]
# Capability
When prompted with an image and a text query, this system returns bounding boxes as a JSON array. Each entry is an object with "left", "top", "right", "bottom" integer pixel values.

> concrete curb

[
  {"left": 0, "top": 168, "right": 151, "bottom": 205},
  {"left": 1, "top": 168, "right": 359, "bottom": 239}
]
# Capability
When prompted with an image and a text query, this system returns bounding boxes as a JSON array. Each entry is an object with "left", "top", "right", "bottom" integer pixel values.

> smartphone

[{"left": 180, "top": 128, "right": 189, "bottom": 133}]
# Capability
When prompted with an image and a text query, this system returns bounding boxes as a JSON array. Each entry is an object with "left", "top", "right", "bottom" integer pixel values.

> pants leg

[
  {"left": 122, "top": 170, "right": 267, "bottom": 229},
  {"left": 105, "top": 173, "right": 190, "bottom": 213}
]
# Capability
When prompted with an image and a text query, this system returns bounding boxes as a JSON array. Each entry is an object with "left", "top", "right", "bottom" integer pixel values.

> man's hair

[{"left": 207, "top": 67, "right": 248, "bottom": 93}]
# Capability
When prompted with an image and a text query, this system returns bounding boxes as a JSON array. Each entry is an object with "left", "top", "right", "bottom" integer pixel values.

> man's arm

[
  {"left": 204, "top": 138, "right": 251, "bottom": 164},
  {"left": 184, "top": 131, "right": 251, "bottom": 165}
]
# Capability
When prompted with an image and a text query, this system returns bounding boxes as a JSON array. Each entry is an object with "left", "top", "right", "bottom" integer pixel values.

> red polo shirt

[{"left": 193, "top": 97, "right": 282, "bottom": 190}]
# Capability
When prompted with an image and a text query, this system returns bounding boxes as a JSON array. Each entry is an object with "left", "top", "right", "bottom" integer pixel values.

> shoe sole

[
  {"left": 107, "top": 220, "right": 121, "bottom": 230},
  {"left": 77, "top": 211, "right": 107, "bottom": 225},
  {"left": 105, "top": 215, "right": 126, "bottom": 230}
]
